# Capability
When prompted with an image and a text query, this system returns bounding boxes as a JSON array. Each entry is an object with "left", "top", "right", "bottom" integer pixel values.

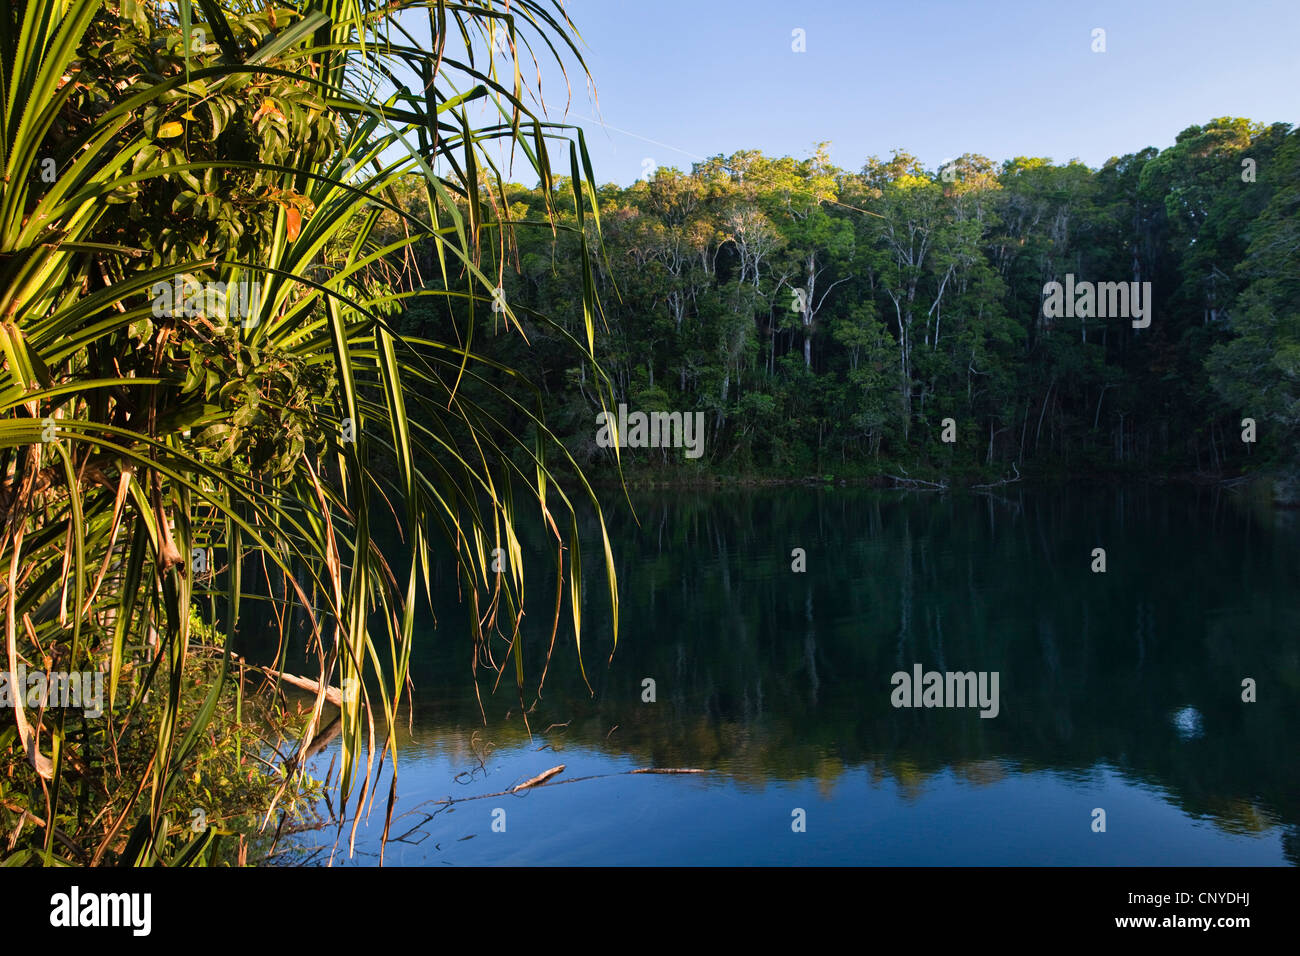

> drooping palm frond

[{"left": 0, "top": 0, "right": 618, "bottom": 865}]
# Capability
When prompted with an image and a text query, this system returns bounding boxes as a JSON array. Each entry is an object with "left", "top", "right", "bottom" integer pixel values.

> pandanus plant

[{"left": 0, "top": 0, "right": 619, "bottom": 864}]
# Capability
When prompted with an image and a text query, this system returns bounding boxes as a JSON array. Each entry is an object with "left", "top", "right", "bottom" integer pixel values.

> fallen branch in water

[
  {"left": 630, "top": 768, "right": 705, "bottom": 774},
  {"left": 395, "top": 767, "right": 709, "bottom": 810},
  {"left": 887, "top": 474, "right": 948, "bottom": 490},
  {"left": 512, "top": 765, "right": 565, "bottom": 792},
  {"left": 233, "top": 655, "right": 345, "bottom": 708},
  {"left": 268, "top": 766, "right": 713, "bottom": 859},
  {"left": 972, "top": 462, "right": 1021, "bottom": 490}
]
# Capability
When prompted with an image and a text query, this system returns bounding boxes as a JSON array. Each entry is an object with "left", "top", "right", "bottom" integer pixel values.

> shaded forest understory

[{"left": 396, "top": 117, "right": 1300, "bottom": 497}]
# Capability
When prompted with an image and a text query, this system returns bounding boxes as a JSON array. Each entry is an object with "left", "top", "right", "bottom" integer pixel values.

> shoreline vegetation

[
  {"left": 592, "top": 472, "right": 1272, "bottom": 488},
  {"left": 586, "top": 472, "right": 1287, "bottom": 511},
  {"left": 1, "top": 0, "right": 616, "bottom": 867},
  {"left": 0, "top": 614, "right": 326, "bottom": 866},
  {"left": 382, "top": 126, "right": 1300, "bottom": 510}
]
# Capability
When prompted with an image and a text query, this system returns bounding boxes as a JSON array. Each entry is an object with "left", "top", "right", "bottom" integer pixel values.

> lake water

[{"left": 278, "top": 485, "right": 1299, "bottom": 865}]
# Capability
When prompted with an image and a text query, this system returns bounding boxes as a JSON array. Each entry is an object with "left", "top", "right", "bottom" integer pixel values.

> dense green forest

[{"left": 395, "top": 118, "right": 1300, "bottom": 496}]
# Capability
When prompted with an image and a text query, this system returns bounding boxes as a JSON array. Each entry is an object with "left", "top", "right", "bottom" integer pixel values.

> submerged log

[
  {"left": 630, "top": 768, "right": 704, "bottom": 774},
  {"left": 887, "top": 474, "right": 948, "bottom": 490}
]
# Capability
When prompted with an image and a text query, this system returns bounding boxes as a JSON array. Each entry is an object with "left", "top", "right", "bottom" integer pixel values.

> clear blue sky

[{"left": 496, "top": 0, "right": 1300, "bottom": 186}]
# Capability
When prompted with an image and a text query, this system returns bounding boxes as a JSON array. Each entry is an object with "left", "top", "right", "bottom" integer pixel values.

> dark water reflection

[{"left": 280, "top": 485, "right": 1299, "bottom": 865}]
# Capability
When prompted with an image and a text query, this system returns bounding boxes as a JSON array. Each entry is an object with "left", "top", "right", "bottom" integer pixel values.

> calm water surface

[{"left": 279, "top": 485, "right": 1299, "bottom": 865}]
